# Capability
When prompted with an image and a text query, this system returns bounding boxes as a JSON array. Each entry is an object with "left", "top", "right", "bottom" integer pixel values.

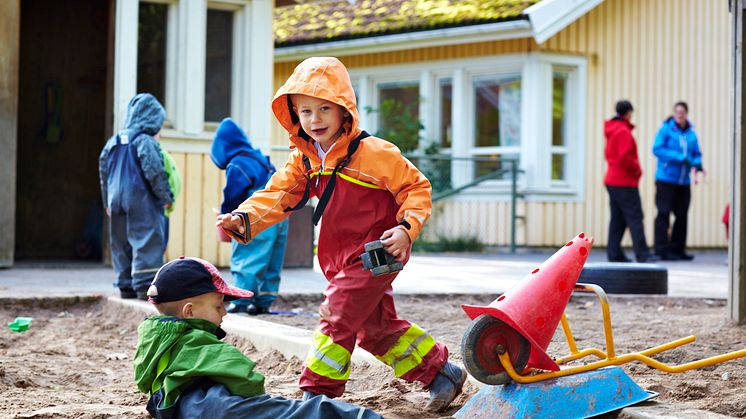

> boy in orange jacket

[{"left": 216, "top": 57, "right": 465, "bottom": 412}]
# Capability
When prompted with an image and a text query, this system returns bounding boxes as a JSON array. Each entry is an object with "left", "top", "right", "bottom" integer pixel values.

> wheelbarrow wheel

[{"left": 461, "top": 314, "right": 531, "bottom": 385}]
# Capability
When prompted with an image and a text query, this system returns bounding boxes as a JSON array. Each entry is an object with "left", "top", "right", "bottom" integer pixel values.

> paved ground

[{"left": 0, "top": 249, "right": 728, "bottom": 299}]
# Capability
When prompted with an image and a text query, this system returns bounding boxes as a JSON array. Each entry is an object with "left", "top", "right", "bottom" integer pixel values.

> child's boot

[
  {"left": 136, "top": 289, "right": 149, "bottom": 301},
  {"left": 247, "top": 304, "right": 270, "bottom": 315},
  {"left": 425, "top": 361, "right": 467, "bottom": 412},
  {"left": 119, "top": 287, "right": 136, "bottom": 299}
]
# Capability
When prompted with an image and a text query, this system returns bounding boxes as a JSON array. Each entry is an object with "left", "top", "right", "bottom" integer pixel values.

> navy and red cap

[{"left": 147, "top": 256, "right": 253, "bottom": 304}]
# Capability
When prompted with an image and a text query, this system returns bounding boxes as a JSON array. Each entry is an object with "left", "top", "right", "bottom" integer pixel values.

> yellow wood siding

[
  {"left": 272, "top": 0, "right": 730, "bottom": 248},
  {"left": 164, "top": 152, "right": 232, "bottom": 266}
]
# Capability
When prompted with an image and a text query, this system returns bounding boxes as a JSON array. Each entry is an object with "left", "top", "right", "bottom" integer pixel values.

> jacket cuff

[
  {"left": 228, "top": 211, "right": 252, "bottom": 243},
  {"left": 398, "top": 219, "right": 419, "bottom": 244}
]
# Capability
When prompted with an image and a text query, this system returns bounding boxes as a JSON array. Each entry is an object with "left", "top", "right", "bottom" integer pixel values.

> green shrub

[{"left": 413, "top": 235, "right": 485, "bottom": 253}]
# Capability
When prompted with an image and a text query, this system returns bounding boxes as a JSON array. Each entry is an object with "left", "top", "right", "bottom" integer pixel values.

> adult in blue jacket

[
  {"left": 211, "top": 118, "right": 289, "bottom": 315},
  {"left": 99, "top": 93, "right": 174, "bottom": 299},
  {"left": 652, "top": 102, "right": 703, "bottom": 261}
]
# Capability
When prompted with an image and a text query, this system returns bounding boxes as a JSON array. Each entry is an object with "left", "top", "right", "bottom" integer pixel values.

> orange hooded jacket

[{"left": 226, "top": 57, "right": 431, "bottom": 247}]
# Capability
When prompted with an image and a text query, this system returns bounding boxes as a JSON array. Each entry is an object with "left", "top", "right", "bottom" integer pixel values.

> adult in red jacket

[{"left": 604, "top": 100, "right": 658, "bottom": 263}]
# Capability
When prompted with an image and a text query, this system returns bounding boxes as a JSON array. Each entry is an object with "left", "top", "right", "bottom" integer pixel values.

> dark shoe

[
  {"left": 608, "top": 256, "right": 632, "bottom": 263},
  {"left": 637, "top": 254, "right": 660, "bottom": 263},
  {"left": 426, "top": 362, "right": 467, "bottom": 412},
  {"left": 136, "top": 290, "right": 149, "bottom": 301},
  {"left": 227, "top": 303, "right": 249, "bottom": 314},
  {"left": 119, "top": 288, "right": 137, "bottom": 299},
  {"left": 659, "top": 253, "right": 682, "bottom": 261},
  {"left": 247, "top": 304, "right": 271, "bottom": 315},
  {"left": 301, "top": 391, "right": 320, "bottom": 401}
]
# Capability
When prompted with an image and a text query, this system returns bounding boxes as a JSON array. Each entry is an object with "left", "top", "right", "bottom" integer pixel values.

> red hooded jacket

[{"left": 604, "top": 118, "right": 642, "bottom": 187}]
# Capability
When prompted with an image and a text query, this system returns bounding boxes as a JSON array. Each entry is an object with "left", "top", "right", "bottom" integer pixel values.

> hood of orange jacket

[{"left": 272, "top": 57, "right": 361, "bottom": 167}]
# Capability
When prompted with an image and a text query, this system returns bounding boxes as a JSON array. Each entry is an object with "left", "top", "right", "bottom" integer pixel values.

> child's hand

[
  {"left": 216, "top": 213, "right": 245, "bottom": 235},
  {"left": 380, "top": 226, "right": 411, "bottom": 262},
  {"left": 163, "top": 203, "right": 172, "bottom": 210}
]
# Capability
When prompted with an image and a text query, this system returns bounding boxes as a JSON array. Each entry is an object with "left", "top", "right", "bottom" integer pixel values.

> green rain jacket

[
  {"left": 133, "top": 316, "right": 265, "bottom": 409},
  {"left": 160, "top": 149, "right": 181, "bottom": 217}
]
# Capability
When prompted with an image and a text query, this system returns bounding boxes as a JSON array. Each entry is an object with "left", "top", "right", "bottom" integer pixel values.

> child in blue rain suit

[
  {"left": 211, "top": 118, "right": 289, "bottom": 315},
  {"left": 99, "top": 93, "right": 173, "bottom": 299}
]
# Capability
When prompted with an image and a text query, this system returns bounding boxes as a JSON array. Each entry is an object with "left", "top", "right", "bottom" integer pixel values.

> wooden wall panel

[{"left": 165, "top": 152, "right": 187, "bottom": 261}]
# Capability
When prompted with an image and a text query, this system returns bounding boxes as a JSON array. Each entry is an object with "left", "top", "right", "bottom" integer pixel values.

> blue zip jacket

[
  {"left": 652, "top": 117, "right": 703, "bottom": 185},
  {"left": 210, "top": 118, "right": 275, "bottom": 214},
  {"left": 99, "top": 93, "right": 173, "bottom": 212}
]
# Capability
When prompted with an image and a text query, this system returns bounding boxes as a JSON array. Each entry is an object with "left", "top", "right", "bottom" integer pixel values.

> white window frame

[
  {"left": 349, "top": 52, "right": 586, "bottom": 202},
  {"left": 434, "top": 76, "right": 454, "bottom": 154},
  {"left": 117, "top": 0, "right": 273, "bottom": 153},
  {"left": 549, "top": 68, "right": 572, "bottom": 186}
]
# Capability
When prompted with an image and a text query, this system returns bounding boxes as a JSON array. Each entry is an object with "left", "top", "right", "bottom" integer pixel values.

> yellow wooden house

[{"left": 267, "top": 0, "right": 731, "bottom": 251}]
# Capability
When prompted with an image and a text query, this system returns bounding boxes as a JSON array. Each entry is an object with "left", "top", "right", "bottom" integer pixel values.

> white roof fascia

[
  {"left": 274, "top": 19, "right": 532, "bottom": 62},
  {"left": 524, "top": 0, "right": 605, "bottom": 44}
]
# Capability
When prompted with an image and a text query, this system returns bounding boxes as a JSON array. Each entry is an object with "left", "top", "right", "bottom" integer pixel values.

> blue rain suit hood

[
  {"left": 122, "top": 93, "right": 166, "bottom": 135},
  {"left": 210, "top": 118, "right": 275, "bottom": 213},
  {"left": 652, "top": 116, "right": 703, "bottom": 186},
  {"left": 98, "top": 93, "right": 173, "bottom": 292}
]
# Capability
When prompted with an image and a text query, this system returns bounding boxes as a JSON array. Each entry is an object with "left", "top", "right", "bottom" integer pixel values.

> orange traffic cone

[{"left": 462, "top": 232, "right": 594, "bottom": 372}]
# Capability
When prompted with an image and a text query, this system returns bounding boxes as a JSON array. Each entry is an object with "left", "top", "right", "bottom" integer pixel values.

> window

[
  {"left": 137, "top": 3, "right": 168, "bottom": 107},
  {"left": 349, "top": 53, "right": 586, "bottom": 200},
  {"left": 551, "top": 71, "right": 569, "bottom": 182},
  {"left": 472, "top": 74, "right": 521, "bottom": 179},
  {"left": 376, "top": 81, "right": 420, "bottom": 153},
  {"left": 204, "top": 9, "right": 234, "bottom": 122},
  {"left": 437, "top": 78, "right": 453, "bottom": 150}
]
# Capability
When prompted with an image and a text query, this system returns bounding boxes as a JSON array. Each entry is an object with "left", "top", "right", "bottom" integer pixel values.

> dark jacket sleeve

[
  {"left": 690, "top": 134, "right": 703, "bottom": 170},
  {"left": 221, "top": 157, "right": 269, "bottom": 213},
  {"left": 98, "top": 139, "right": 113, "bottom": 209},
  {"left": 222, "top": 164, "right": 253, "bottom": 214},
  {"left": 135, "top": 136, "right": 174, "bottom": 204}
]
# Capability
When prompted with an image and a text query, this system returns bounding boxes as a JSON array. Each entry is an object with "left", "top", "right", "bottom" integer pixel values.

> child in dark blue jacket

[
  {"left": 211, "top": 118, "right": 289, "bottom": 315},
  {"left": 99, "top": 93, "right": 174, "bottom": 299}
]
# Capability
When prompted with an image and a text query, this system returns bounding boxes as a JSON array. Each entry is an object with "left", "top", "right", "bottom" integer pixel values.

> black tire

[
  {"left": 579, "top": 262, "right": 668, "bottom": 294},
  {"left": 461, "top": 314, "right": 531, "bottom": 385}
]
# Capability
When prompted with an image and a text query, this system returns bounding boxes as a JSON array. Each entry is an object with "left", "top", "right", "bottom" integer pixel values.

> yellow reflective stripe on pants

[
  {"left": 375, "top": 324, "right": 437, "bottom": 377},
  {"left": 305, "top": 331, "right": 351, "bottom": 381}
]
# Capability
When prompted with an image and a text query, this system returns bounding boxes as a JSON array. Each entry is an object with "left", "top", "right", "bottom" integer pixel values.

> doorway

[{"left": 15, "top": 0, "right": 112, "bottom": 260}]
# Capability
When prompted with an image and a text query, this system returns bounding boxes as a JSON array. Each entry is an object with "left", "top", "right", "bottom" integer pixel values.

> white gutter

[
  {"left": 274, "top": 19, "right": 533, "bottom": 62},
  {"left": 524, "top": 0, "right": 604, "bottom": 44}
]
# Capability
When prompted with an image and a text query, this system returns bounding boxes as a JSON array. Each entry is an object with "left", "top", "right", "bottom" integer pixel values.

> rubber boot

[
  {"left": 120, "top": 288, "right": 137, "bottom": 299},
  {"left": 425, "top": 361, "right": 467, "bottom": 412}
]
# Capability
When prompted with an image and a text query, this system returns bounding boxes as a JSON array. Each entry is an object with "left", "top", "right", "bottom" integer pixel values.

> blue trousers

[
  {"left": 231, "top": 219, "right": 289, "bottom": 308},
  {"left": 148, "top": 381, "right": 381, "bottom": 419},
  {"left": 109, "top": 204, "right": 166, "bottom": 292}
]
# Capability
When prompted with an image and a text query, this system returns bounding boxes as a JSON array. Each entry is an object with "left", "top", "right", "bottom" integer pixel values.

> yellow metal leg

[
  {"left": 499, "top": 344, "right": 746, "bottom": 384},
  {"left": 497, "top": 282, "right": 746, "bottom": 384}
]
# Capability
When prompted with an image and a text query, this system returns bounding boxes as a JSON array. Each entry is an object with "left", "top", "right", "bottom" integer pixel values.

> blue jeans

[
  {"left": 231, "top": 219, "right": 289, "bottom": 308},
  {"left": 148, "top": 381, "right": 381, "bottom": 419}
]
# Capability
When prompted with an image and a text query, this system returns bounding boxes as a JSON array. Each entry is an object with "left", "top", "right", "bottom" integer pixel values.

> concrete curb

[{"left": 109, "top": 296, "right": 379, "bottom": 365}]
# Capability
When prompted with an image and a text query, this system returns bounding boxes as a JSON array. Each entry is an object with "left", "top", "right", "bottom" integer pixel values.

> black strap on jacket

[{"left": 283, "top": 131, "right": 370, "bottom": 225}]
